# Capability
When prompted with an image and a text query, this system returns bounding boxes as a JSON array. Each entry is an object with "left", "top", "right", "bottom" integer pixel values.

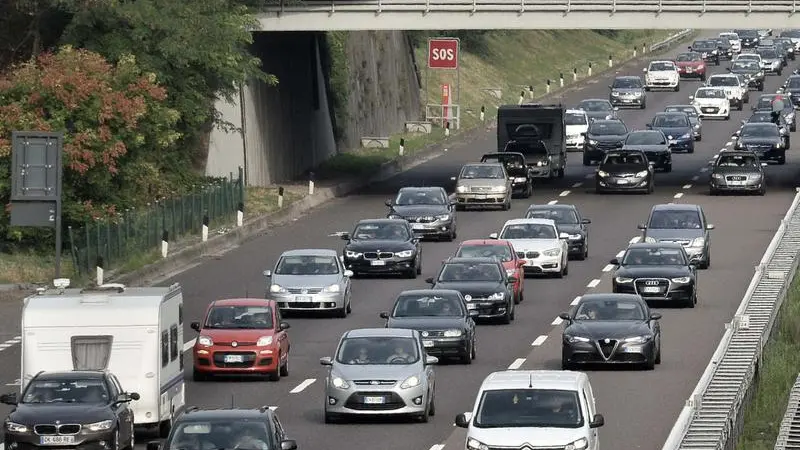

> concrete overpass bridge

[{"left": 258, "top": 0, "right": 798, "bottom": 31}]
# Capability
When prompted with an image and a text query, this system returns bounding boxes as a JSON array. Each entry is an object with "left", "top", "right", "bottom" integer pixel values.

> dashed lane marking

[
  {"left": 692, "top": 175, "right": 699, "bottom": 181},
  {"left": 725, "top": 141, "right": 732, "bottom": 146},
  {"left": 571, "top": 296, "right": 582, "bottom": 306},
  {"left": 551, "top": 317, "right": 564, "bottom": 326},
  {"left": 682, "top": 184, "right": 692, "bottom": 189},
  {"left": 602, "top": 264, "right": 615, "bottom": 272},
  {"left": 532, "top": 335, "right": 548, "bottom": 346},
  {"left": 572, "top": 182, "right": 583, "bottom": 188},
  {"left": 547, "top": 200, "right": 558, "bottom": 205},
  {"left": 559, "top": 190, "right": 571, "bottom": 197},
  {"left": 630, "top": 236, "right": 642, "bottom": 244},
  {"left": 290, "top": 378, "right": 316, "bottom": 394},
  {"left": 674, "top": 192, "right": 684, "bottom": 199},
  {"left": 5, "top": 379, "right": 20, "bottom": 386},
  {"left": 508, "top": 358, "right": 526, "bottom": 370},
  {"left": 616, "top": 250, "right": 625, "bottom": 258},
  {"left": 429, "top": 445, "right": 445, "bottom": 450},
  {"left": 587, "top": 279, "right": 601, "bottom": 288},
  {"left": 183, "top": 338, "right": 196, "bottom": 352}
]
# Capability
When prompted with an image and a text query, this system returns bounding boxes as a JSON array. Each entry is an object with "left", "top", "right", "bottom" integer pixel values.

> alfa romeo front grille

[{"left": 597, "top": 339, "right": 618, "bottom": 359}]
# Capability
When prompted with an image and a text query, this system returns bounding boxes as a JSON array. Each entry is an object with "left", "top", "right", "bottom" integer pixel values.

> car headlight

[
  {"left": 712, "top": 49, "right": 718, "bottom": 54},
  {"left": 331, "top": 376, "right": 349, "bottom": 389},
  {"left": 491, "top": 186, "right": 507, "bottom": 193},
  {"left": 270, "top": 284, "right": 287, "bottom": 293},
  {"left": 615, "top": 277, "right": 633, "bottom": 283},
  {"left": 543, "top": 248, "right": 561, "bottom": 257},
  {"left": 566, "top": 335, "right": 591, "bottom": 343},
  {"left": 758, "top": 71, "right": 764, "bottom": 77},
  {"left": 635, "top": 170, "right": 648, "bottom": 178},
  {"left": 323, "top": 284, "right": 341, "bottom": 293},
  {"left": 712, "top": 173, "right": 723, "bottom": 179},
  {"left": 257, "top": 336, "right": 274, "bottom": 346},
  {"left": 388, "top": 214, "right": 402, "bottom": 219},
  {"left": 690, "top": 237, "right": 705, "bottom": 247},
  {"left": 444, "top": 329, "right": 463, "bottom": 337},
  {"left": 506, "top": 269, "right": 516, "bottom": 277},
  {"left": 694, "top": 124, "right": 701, "bottom": 129},
  {"left": 672, "top": 277, "right": 691, "bottom": 283},
  {"left": 644, "top": 236, "right": 657, "bottom": 243},
  {"left": 400, "top": 375, "right": 421, "bottom": 389},
  {"left": 467, "top": 438, "right": 488, "bottom": 450},
  {"left": 611, "top": 91, "right": 620, "bottom": 96},
  {"left": 514, "top": 177, "right": 527, "bottom": 183},
  {"left": 680, "top": 133, "right": 691, "bottom": 139},
  {"left": 488, "top": 292, "right": 505, "bottom": 300},
  {"left": 197, "top": 335, "right": 213, "bottom": 347},
  {"left": 436, "top": 214, "right": 450, "bottom": 221},
  {"left": 456, "top": 185, "right": 467, "bottom": 193},
  {"left": 345, "top": 250, "right": 362, "bottom": 258},
  {"left": 588, "top": 139, "right": 598, "bottom": 145},
  {"left": 565, "top": 437, "right": 589, "bottom": 450},
  {"left": 787, "top": 112, "right": 795, "bottom": 121},
  {"left": 395, "top": 250, "right": 414, "bottom": 258},
  {"left": 623, "top": 335, "right": 652, "bottom": 344},
  {"left": 6, "top": 422, "right": 29, "bottom": 433},
  {"left": 85, "top": 420, "right": 114, "bottom": 432},
  {"left": 597, "top": 170, "right": 609, "bottom": 177},
  {"left": 568, "top": 234, "right": 582, "bottom": 240}
]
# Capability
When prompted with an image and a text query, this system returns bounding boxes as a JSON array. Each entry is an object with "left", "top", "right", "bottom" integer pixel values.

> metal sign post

[
  {"left": 426, "top": 37, "right": 461, "bottom": 129},
  {"left": 9, "top": 131, "right": 64, "bottom": 278}
]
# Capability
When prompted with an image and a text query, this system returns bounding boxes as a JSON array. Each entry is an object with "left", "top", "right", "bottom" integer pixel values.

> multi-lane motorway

[{"left": 1, "top": 34, "right": 799, "bottom": 450}]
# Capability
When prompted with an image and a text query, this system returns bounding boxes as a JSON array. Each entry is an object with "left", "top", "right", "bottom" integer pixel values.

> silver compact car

[
  {"left": 451, "top": 163, "right": 512, "bottom": 211},
  {"left": 265, "top": 249, "right": 353, "bottom": 317},
  {"left": 320, "top": 328, "right": 438, "bottom": 423}
]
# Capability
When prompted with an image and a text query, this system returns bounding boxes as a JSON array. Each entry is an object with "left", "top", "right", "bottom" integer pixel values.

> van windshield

[{"left": 474, "top": 389, "right": 584, "bottom": 428}]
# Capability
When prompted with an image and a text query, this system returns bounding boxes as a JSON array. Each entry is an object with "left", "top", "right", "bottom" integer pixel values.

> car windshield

[
  {"left": 474, "top": 389, "right": 583, "bottom": 429},
  {"left": 500, "top": 223, "right": 557, "bottom": 239},
  {"left": 738, "top": 54, "right": 760, "bottom": 61},
  {"left": 757, "top": 48, "right": 778, "bottom": 58},
  {"left": 648, "top": 210, "right": 702, "bottom": 229},
  {"left": 789, "top": 78, "right": 800, "bottom": 89},
  {"left": 720, "top": 33, "right": 738, "bottom": 40},
  {"left": 603, "top": 152, "right": 645, "bottom": 165},
  {"left": 525, "top": 208, "right": 579, "bottom": 224},
  {"left": 589, "top": 122, "right": 627, "bottom": 135},
  {"left": 736, "top": 30, "right": 758, "bottom": 38},
  {"left": 653, "top": 115, "right": 689, "bottom": 127},
  {"left": 717, "top": 153, "right": 759, "bottom": 167},
  {"left": 460, "top": 165, "right": 504, "bottom": 179},
  {"left": 741, "top": 125, "right": 779, "bottom": 138},
  {"left": 732, "top": 60, "right": 759, "bottom": 71},
  {"left": 22, "top": 379, "right": 109, "bottom": 404},
  {"left": 456, "top": 244, "right": 513, "bottom": 262},
  {"left": 675, "top": 53, "right": 700, "bottom": 62},
  {"left": 693, "top": 41, "right": 714, "bottom": 50},
  {"left": 336, "top": 337, "right": 420, "bottom": 365},
  {"left": 578, "top": 100, "right": 613, "bottom": 112},
  {"left": 574, "top": 298, "right": 647, "bottom": 321},
  {"left": 205, "top": 305, "right": 274, "bottom": 329},
  {"left": 757, "top": 97, "right": 791, "bottom": 111},
  {"left": 352, "top": 223, "right": 410, "bottom": 240},
  {"left": 439, "top": 262, "right": 502, "bottom": 282},
  {"left": 625, "top": 132, "right": 666, "bottom": 145},
  {"left": 392, "top": 294, "right": 463, "bottom": 317},
  {"left": 696, "top": 89, "right": 726, "bottom": 99},
  {"left": 709, "top": 76, "right": 739, "bottom": 87},
  {"left": 275, "top": 255, "right": 339, "bottom": 275},
  {"left": 665, "top": 106, "right": 698, "bottom": 117},
  {"left": 622, "top": 247, "right": 687, "bottom": 265},
  {"left": 565, "top": 113, "right": 587, "bottom": 125},
  {"left": 612, "top": 78, "right": 641, "bottom": 88},
  {"left": 649, "top": 62, "right": 675, "bottom": 71},
  {"left": 748, "top": 113, "right": 778, "bottom": 123},
  {"left": 395, "top": 189, "right": 446, "bottom": 205},
  {"left": 482, "top": 154, "right": 523, "bottom": 166},
  {"left": 715, "top": 39, "right": 731, "bottom": 48},
  {"left": 169, "top": 420, "right": 273, "bottom": 450}
]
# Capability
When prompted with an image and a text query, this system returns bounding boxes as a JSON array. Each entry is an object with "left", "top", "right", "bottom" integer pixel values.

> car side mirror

[
  {"left": 645, "top": 123, "right": 652, "bottom": 129},
  {"left": 580, "top": 132, "right": 587, "bottom": 137},
  {"left": 129, "top": 392, "right": 141, "bottom": 401},
  {"left": 649, "top": 161, "right": 655, "bottom": 166},
  {"left": 263, "top": 270, "right": 272, "bottom": 277},
  {"left": 762, "top": 162, "right": 768, "bottom": 166},
  {"left": 190, "top": 322, "right": 201, "bottom": 332},
  {"left": 559, "top": 232, "right": 569, "bottom": 239},
  {"left": 0, "top": 393, "right": 18, "bottom": 405},
  {"left": 385, "top": 199, "right": 392, "bottom": 207},
  {"left": 689, "top": 263, "right": 697, "bottom": 270},
  {"left": 320, "top": 356, "right": 333, "bottom": 366},
  {"left": 146, "top": 441, "right": 161, "bottom": 450},
  {"left": 689, "top": 95, "right": 694, "bottom": 101},
  {"left": 687, "top": 46, "right": 692, "bottom": 50},
  {"left": 280, "top": 441, "right": 298, "bottom": 450},
  {"left": 469, "top": 309, "right": 479, "bottom": 317},
  {"left": 613, "top": 106, "right": 619, "bottom": 111},
  {"left": 340, "top": 233, "right": 351, "bottom": 241},
  {"left": 706, "top": 224, "right": 715, "bottom": 230},
  {"left": 608, "top": 85, "right": 613, "bottom": 89},
  {"left": 637, "top": 223, "right": 647, "bottom": 230},
  {"left": 609, "top": 258, "right": 619, "bottom": 265},
  {"left": 450, "top": 176, "right": 457, "bottom": 181},
  {"left": 581, "top": 218, "right": 591, "bottom": 224},
  {"left": 751, "top": 105, "right": 757, "bottom": 111},
  {"left": 726, "top": 67, "right": 732, "bottom": 72},
  {"left": 731, "top": 135, "right": 739, "bottom": 141},
  {"left": 425, "top": 277, "right": 434, "bottom": 284},
  {"left": 343, "top": 270, "right": 354, "bottom": 277},
  {"left": 781, "top": 127, "right": 788, "bottom": 134},
  {"left": 650, "top": 312, "right": 662, "bottom": 320},
  {"left": 488, "top": 233, "right": 499, "bottom": 239},
  {"left": 279, "top": 322, "right": 291, "bottom": 331},
  {"left": 507, "top": 276, "right": 518, "bottom": 283},
  {"left": 449, "top": 200, "right": 457, "bottom": 206},
  {"left": 590, "top": 414, "right": 605, "bottom": 428},
  {"left": 517, "top": 260, "right": 526, "bottom": 267},
  {"left": 455, "top": 413, "right": 470, "bottom": 428},
  {"left": 558, "top": 312, "right": 571, "bottom": 321},
  {"left": 379, "top": 312, "right": 389, "bottom": 319},
  {"left": 425, "top": 355, "right": 439, "bottom": 365},
  {"left": 642, "top": 68, "right": 648, "bottom": 73}
]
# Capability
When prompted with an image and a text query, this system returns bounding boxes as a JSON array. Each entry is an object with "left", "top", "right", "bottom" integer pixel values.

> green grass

[
  {"left": 0, "top": 252, "right": 77, "bottom": 285},
  {"left": 244, "top": 186, "right": 304, "bottom": 217},
  {"left": 736, "top": 273, "right": 800, "bottom": 450}
]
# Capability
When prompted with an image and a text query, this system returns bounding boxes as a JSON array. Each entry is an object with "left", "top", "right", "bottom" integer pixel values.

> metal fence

[
  {"left": 661, "top": 189, "right": 800, "bottom": 450},
  {"left": 67, "top": 167, "right": 245, "bottom": 275},
  {"left": 774, "top": 373, "right": 800, "bottom": 449}
]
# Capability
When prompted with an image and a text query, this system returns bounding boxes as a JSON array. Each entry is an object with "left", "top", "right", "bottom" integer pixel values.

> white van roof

[{"left": 480, "top": 370, "right": 586, "bottom": 391}]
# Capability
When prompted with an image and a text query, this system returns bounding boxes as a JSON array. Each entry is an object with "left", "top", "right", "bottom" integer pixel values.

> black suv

[
  {"left": 1, "top": 371, "right": 139, "bottom": 450},
  {"left": 147, "top": 406, "right": 297, "bottom": 450},
  {"left": 480, "top": 152, "right": 533, "bottom": 198},
  {"left": 595, "top": 149, "right": 654, "bottom": 194},
  {"left": 688, "top": 40, "right": 720, "bottom": 65}
]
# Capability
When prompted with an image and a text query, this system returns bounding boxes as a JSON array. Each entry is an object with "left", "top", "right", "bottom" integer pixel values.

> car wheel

[
  {"left": 737, "top": 101, "right": 743, "bottom": 111},
  {"left": 695, "top": 134, "right": 702, "bottom": 141},
  {"left": 759, "top": 185, "right": 766, "bottom": 196},
  {"left": 280, "top": 354, "right": 290, "bottom": 377},
  {"left": 416, "top": 257, "right": 422, "bottom": 275},
  {"left": 643, "top": 354, "right": 656, "bottom": 370},
  {"left": 513, "top": 288, "right": 521, "bottom": 305},
  {"left": 114, "top": 429, "right": 121, "bottom": 450},
  {"left": 525, "top": 181, "right": 533, "bottom": 198},
  {"left": 640, "top": 101, "right": 646, "bottom": 110},
  {"left": 792, "top": 124, "right": 797, "bottom": 132},
  {"left": 455, "top": 204, "right": 464, "bottom": 211},
  {"left": 758, "top": 83, "right": 764, "bottom": 91},
  {"left": 269, "top": 357, "right": 281, "bottom": 381},
  {"left": 655, "top": 341, "right": 662, "bottom": 365},
  {"left": 583, "top": 153, "right": 592, "bottom": 166},
  {"left": 346, "top": 296, "right": 352, "bottom": 314},
  {"left": 779, "top": 155, "right": 787, "bottom": 165},
  {"left": 335, "top": 303, "right": 347, "bottom": 318},
  {"left": 709, "top": 188, "right": 718, "bottom": 196},
  {"left": 500, "top": 307, "right": 512, "bottom": 324},
  {"left": 461, "top": 346, "right": 472, "bottom": 364},
  {"left": 471, "top": 338, "right": 477, "bottom": 360},
  {"left": 674, "top": 84, "right": 680, "bottom": 92},
  {"left": 429, "top": 393, "right": 436, "bottom": 416},
  {"left": 744, "top": 95, "right": 749, "bottom": 103},
  {"left": 561, "top": 357, "right": 572, "bottom": 371},
  {"left": 684, "top": 294, "right": 696, "bottom": 308},
  {"left": 557, "top": 168, "right": 565, "bottom": 178},
  {"left": 701, "top": 73, "right": 707, "bottom": 81}
]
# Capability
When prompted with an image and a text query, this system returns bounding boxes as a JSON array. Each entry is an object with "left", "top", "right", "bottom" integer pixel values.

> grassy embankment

[{"left": 317, "top": 29, "right": 680, "bottom": 177}]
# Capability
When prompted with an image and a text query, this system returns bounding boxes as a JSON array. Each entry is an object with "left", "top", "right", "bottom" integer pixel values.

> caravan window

[
  {"left": 170, "top": 325, "right": 179, "bottom": 361},
  {"left": 505, "top": 123, "right": 554, "bottom": 141},
  {"left": 179, "top": 304, "right": 183, "bottom": 324},
  {"left": 71, "top": 335, "right": 113, "bottom": 371},
  {"left": 161, "top": 330, "right": 169, "bottom": 367},
  {"left": 204, "top": 306, "right": 275, "bottom": 330},
  {"left": 22, "top": 378, "right": 109, "bottom": 404}
]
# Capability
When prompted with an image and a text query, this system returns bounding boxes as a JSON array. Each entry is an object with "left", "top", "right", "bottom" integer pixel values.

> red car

[
  {"left": 454, "top": 239, "right": 525, "bottom": 303},
  {"left": 191, "top": 298, "right": 291, "bottom": 381},
  {"left": 675, "top": 52, "right": 707, "bottom": 80}
]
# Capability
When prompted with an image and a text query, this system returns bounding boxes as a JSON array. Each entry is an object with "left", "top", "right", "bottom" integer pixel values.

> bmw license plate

[
  {"left": 364, "top": 396, "right": 385, "bottom": 404},
  {"left": 616, "top": 179, "right": 629, "bottom": 184},
  {"left": 422, "top": 340, "right": 434, "bottom": 348},
  {"left": 40, "top": 436, "right": 76, "bottom": 446},
  {"left": 412, "top": 223, "right": 426, "bottom": 230},
  {"left": 295, "top": 295, "right": 312, "bottom": 302},
  {"left": 371, "top": 260, "right": 386, "bottom": 266},
  {"left": 642, "top": 287, "right": 661, "bottom": 293},
  {"left": 224, "top": 354, "right": 244, "bottom": 363}
]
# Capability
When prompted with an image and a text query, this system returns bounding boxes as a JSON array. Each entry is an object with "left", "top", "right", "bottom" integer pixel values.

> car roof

[
  {"left": 649, "top": 60, "right": 675, "bottom": 65},
  {"left": 483, "top": 152, "right": 524, "bottom": 158},
  {"left": 590, "top": 119, "right": 624, "bottom": 125},
  {"left": 526, "top": 203, "right": 576, "bottom": 211},
  {"left": 628, "top": 129, "right": 663, "bottom": 134},
  {"left": 36, "top": 371, "right": 107, "bottom": 381},
  {"left": 696, "top": 86, "right": 724, "bottom": 91},
  {"left": 480, "top": 370, "right": 586, "bottom": 391},
  {"left": 651, "top": 203, "right": 701, "bottom": 212},
  {"left": 211, "top": 298, "right": 277, "bottom": 307},
  {"left": 398, "top": 186, "right": 444, "bottom": 192},
  {"left": 579, "top": 98, "right": 612, "bottom": 103},
  {"left": 344, "top": 328, "right": 416, "bottom": 338},
  {"left": 280, "top": 248, "right": 338, "bottom": 257},
  {"left": 579, "top": 293, "right": 645, "bottom": 303},
  {"left": 445, "top": 256, "right": 503, "bottom": 264},
  {"left": 654, "top": 111, "right": 687, "bottom": 116},
  {"left": 709, "top": 73, "right": 737, "bottom": 78},
  {"left": 626, "top": 242, "right": 685, "bottom": 250},
  {"left": 178, "top": 408, "right": 275, "bottom": 421},
  {"left": 503, "top": 218, "right": 557, "bottom": 226},
  {"left": 614, "top": 75, "right": 641, "bottom": 80},
  {"left": 356, "top": 218, "right": 407, "bottom": 225},
  {"left": 462, "top": 162, "right": 504, "bottom": 168},
  {"left": 665, "top": 104, "right": 696, "bottom": 109},
  {"left": 565, "top": 109, "right": 587, "bottom": 114},
  {"left": 459, "top": 239, "right": 513, "bottom": 246},
  {"left": 607, "top": 149, "right": 646, "bottom": 154},
  {"left": 743, "top": 122, "right": 779, "bottom": 127},
  {"left": 397, "top": 289, "right": 462, "bottom": 298}
]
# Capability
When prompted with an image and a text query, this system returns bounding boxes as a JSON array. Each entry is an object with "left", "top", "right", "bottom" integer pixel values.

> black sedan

[
  {"left": 664, "top": 104, "right": 703, "bottom": 141},
  {"left": 380, "top": 289, "right": 478, "bottom": 363},
  {"left": 576, "top": 98, "right": 618, "bottom": 121},
  {"left": 337, "top": 218, "right": 421, "bottom": 277},
  {"left": 732, "top": 122, "right": 786, "bottom": 164},
  {"left": 689, "top": 40, "right": 721, "bottom": 64},
  {"left": 525, "top": 203, "right": 591, "bottom": 260},
  {"left": 610, "top": 242, "right": 698, "bottom": 308},
  {"left": 386, "top": 186, "right": 457, "bottom": 241},
  {"left": 480, "top": 152, "right": 533, "bottom": 198},
  {"left": 595, "top": 149, "right": 654, "bottom": 194},
  {"left": 709, "top": 150, "right": 767, "bottom": 196},
  {"left": 1, "top": 371, "right": 139, "bottom": 450},
  {"left": 559, "top": 293, "right": 661, "bottom": 370},
  {"left": 582, "top": 119, "right": 629, "bottom": 165},
  {"left": 425, "top": 257, "right": 516, "bottom": 324},
  {"left": 622, "top": 129, "right": 672, "bottom": 172},
  {"left": 729, "top": 59, "right": 765, "bottom": 91}
]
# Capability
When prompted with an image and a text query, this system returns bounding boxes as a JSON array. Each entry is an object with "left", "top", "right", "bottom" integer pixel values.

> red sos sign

[{"left": 428, "top": 38, "right": 459, "bottom": 69}]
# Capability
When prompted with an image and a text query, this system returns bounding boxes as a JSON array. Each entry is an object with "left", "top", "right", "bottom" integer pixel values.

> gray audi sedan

[{"left": 709, "top": 150, "right": 767, "bottom": 195}]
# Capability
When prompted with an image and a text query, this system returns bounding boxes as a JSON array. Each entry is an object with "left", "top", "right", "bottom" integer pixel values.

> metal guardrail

[
  {"left": 262, "top": 0, "right": 800, "bottom": 14},
  {"left": 774, "top": 374, "right": 800, "bottom": 449},
  {"left": 662, "top": 189, "right": 800, "bottom": 450},
  {"left": 650, "top": 29, "right": 694, "bottom": 53}
]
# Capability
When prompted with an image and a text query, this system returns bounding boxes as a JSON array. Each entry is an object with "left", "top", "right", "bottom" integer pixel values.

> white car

[
  {"left": 489, "top": 218, "right": 569, "bottom": 277},
  {"left": 565, "top": 109, "right": 589, "bottom": 151},
  {"left": 690, "top": 87, "right": 731, "bottom": 119},
  {"left": 720, "top": 32, "right": 742, "bottom": 53},
  {"left": 643, "top": 60, "right": 680, "bottom": 91},
  {"left": 706, "top": 74, "right": 748, "bottom": 110}
]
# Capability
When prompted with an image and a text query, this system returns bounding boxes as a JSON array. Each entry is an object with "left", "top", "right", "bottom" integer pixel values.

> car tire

[
  {"left": 500, "top": 307, "right": 512, "bottom": 324},
  {"left": 643, "top": 355, "right": 656, "bottom": 370},
  {"left": 335, "top": 304, "right": 347, "bottom": 318},
  {"left": 461, "top": 347, "right": 472, "bottom": 364},
  {"left": 664, "top": 163, "right": 672, "bottom": 173},
  {"left": 758, "top": 83, "right": 764, "bottom": 91},
  {"left": 583, "top": 153, "right": 592, "bottom": 166},
  {"left": 269, "top": 359, "right": 281, "bottom": 381},
  {"left": 346, "top": 297, "right": 352, "bottom": 314},
  {"left": 791, "top": 124, "right": 797, "bottom": 132},
  {"left": 714, "top": 58, "right": 720, "bottom": 66},
  {"left": 695, "top": 134, "right": 702, "bottom": 141},
  {"left": 557, "top": 168, "right": 565, "bottom": 178},
  {"left": 113, "top": 429, "right": 121, "bottom": 450},
  {"left": 429, "top": 394, "right": 436, "bottom": 416},
  {"left": 710, "top": 188, "right": 718, "bottom": 196},
  {"left": 674, "top": 84, "right": 680, "bottom": 92},
  {"left": 700, "top": 73, "right": 706, "bottom": 81},
  {"left": 778, "top": 69, "right": 783, "bottom": 76},
  {"left": 655, "top": 343, "right": 662, "bottom": 365},
  {"left": 684, "top": 294, "right": 697, "bottom": 308},
  {"left": 758, "top": 185, "right": 766, "bottom": 196},
  {"left": 737, "top": 101, "right": 743, "bottom": 111},
  {"left": 125, "top": 423, "right": 135, "bottom": 450},
  {"left": 645, "top": 86, "right": 650, "bottom": 92},
  {"left": 416, "top": 258, "right": 422, "bottom": 275},
  {"left": 561, "top": 358, "right": 572, "bottom": 371},
  {"left": 280, "top": 355, "right": 290, "bottom": 377},
  {"left": 779, "top": 155, "right": 787, "bottom": 165},
  {"left": 640, "top": 101, "right": 646, "bottom": 110}
]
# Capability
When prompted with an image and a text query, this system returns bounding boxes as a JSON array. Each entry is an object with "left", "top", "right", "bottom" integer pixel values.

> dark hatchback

[
  {"left": 781, "top": 75, "right": 800, "bottom": 109},
  {"left": 425, "top": 257, "right": 516, "bottom": 324},
  {"left": 664, "top": 105, "right": 703, "bottom": 140},
  {"left": 595, "top": 149, "right": 654, "bottom": 194},
  {"left": 688, "top": 40, "right": 721, "bottom": 65},
  {"left": 728, "top": 59, "right": 765, "bottom": 91},
  {"left": 582, "top": 119, "right": 629, "bottom": 165},
  {"left": 647, "top": 112, "right": 695, "bottom": 153},
  {"left": 386, "top": 186, "right": 457, "bottom": 241},
  {"left": 732, "top": 123, "right": 786, "bottom": 164},
  {"left": 711, "top": 37, "right": 734, "bottom": 60},
  {"left": 577, "top": 98, "right": 618, "bottom": 121},
  {"left": 338, "top": 219, "right": 421, "bottom": 277},
  {"left": 753, "top": 94, "right": 797, "bottom": 131},
  {"left": 380, "top": 289, "right": 477, "bottom": 363},
  {"left": 525, "top": 204, "right": 591, "bottom": 260},
  {"left": 622, "top": 130, "right": 672, "bottom": 172},
  {"left": 609, "top": 76, "right": 647, "bottom": 109},
  {"left": 559, "top": 293, "right": 661, "bottom": 370},
  {"left": 480, "top": 152, "right": 533, "bottom": 198},
  {"left": 734, "top": 29, "right": 760, "bottom": 48},
  {"left": 709, "top": 150, "right": 767, "bottom": 196},
  {"left": 610, "top": 243, "right": 698, "bottom": 308},
  {"left": 1, "top": 371, "right": 139, "bottom": 450}
]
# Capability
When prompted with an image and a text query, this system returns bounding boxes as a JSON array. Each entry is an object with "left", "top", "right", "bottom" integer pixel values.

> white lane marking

[
  {"left": 547, "top": 200, "right": 558, "bottom": 205},
  {"left": 5, "top": 379, "right": 20, "bottom": 386},
  {"left": 708, "top": 159, "right": 716, "bottom": 164},
  {"left": 0, "top": 336, "right": 22, "bottom": 352},
  {"left": 559, "top": 190, "right": 570, "bottom": 197},
  {"left": 700, "top": 167, "right": 708, "bottom": 172},
  {"left": 429, "top": 445, "right": 445, "bottom": 450},
  {"left": 0, "top": 344, "right": 10, "bottom": 350},
  {"left": 674, "top": 192, "right": 684, "bottom": 199},
  {"left": 682, "top": 184, "right": 692, "bottom": 189},
  {"left": 616, "top": 250, "right": 625, "bottom": 258},
  {"left": 571, "top": 296, "right": 581, "bottom": 306},
  {"left": 602, "top": 264, "right": 614, "bottom": 272},
  {"left": 532, "top": 335, "right": 548, "bottom": 346},
  {"left": 587, "top": 279, "right": 601, "bottom": 288},
  {"left": 585, "top": 173, "right": 594, "bottom": 179},
  {"left": 630, "top": 236, "right": 642, "bottom": 244},
  {"left": 184, "top": 338, "right": 196, "bottom": 352},
  {"left": 572, "top": 182, "right": 583, "bottom": 188},
  {"left": 692, "top": 175, "right": 699, "bottom": 181},
  {"left": 551, "top": 317, "right": 564, "bottom": 326},
  {"left": 290, "top": 378, "right": 316, "bottom": 394},
  {"left": 508, "top": 358, "right": 526, "bottom": 370},
  {"left": 726, "top": 141, "right": 732, "bottom": 146}
]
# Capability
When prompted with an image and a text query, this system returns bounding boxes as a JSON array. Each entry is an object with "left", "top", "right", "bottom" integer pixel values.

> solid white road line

[
  {"left": 551, "top": 317, "right": 564, "bottom": 326},
  {"left": 602, "top": 264, "right": 614, "bottom": 272},
  {"left": 2, "top": 442, "right": 5, "bottom": 450},
  {"left": 692, "top": 175, "right": 699, "bottom": 181},
  {"left": 183, "top": 338, "right": 197, "bottom": 352},
  {"left": 616, "top": 250, "right": 625, "bottom": 258},
  {"left": 547, "top": 200, "right": 558, "bottom": 205},
  {"left": 290, "top": 378, "right": 316, "bottom": 394},
  {"left": 572, "top": 182, "right": 583, "bottom": 188},
  {"left": 508, "top": 358, "right": 526, "bottom": 370},
  {"left": 559, "top": 190, "right": 570, "bottom": 197},
  {"left": 587, "top": 279, "right": 601, "bottom": 288},
  {"left": 429, "top": 445, "right": 445, "bottom": 450},
  {"left": 682, "top": 184, "right": 692, "bottom": 189},
  {"left": 532, "top": 335, "right": 548, "bottom": 346},
  {"left": 674, "top": 192, "right": 684, "bottom": 199},
  {"left": 571, "top": 296, "right": 581, "bottom": 306},
  {"left": 629, "top": 236, "right": 642, "bottom": 244}
]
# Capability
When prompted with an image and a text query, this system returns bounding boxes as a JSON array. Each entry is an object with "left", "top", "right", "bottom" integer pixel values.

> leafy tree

[{"left": 0, "top": 45, "right": 180, "bottom": 245}]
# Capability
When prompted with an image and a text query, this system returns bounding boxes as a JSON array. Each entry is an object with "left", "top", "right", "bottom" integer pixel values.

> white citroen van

[{"left": 455, "top": 370, "right": 604, "bottom": 450}]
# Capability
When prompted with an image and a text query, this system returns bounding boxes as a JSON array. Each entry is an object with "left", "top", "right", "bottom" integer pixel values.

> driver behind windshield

[
  {"left": 397, "top": 190, "right": 443, "bottom": 205},
  {"left": 386, "top": 341, "right": 412, "bottom": 363},
  {"left": 232, "top": 423, "right": 270, "bottom": 450}
]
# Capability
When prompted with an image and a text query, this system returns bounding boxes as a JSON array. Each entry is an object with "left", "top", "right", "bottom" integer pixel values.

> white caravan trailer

[{"left": 20, "top": 282, "right": 185, "bottom": 437}]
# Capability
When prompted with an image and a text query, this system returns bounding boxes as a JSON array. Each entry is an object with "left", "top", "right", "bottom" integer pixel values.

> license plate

[
  {"left": 686, "top": 68, "right": 693, "bottom": 72},
  {"left": 475, "top": 194, "right": 487, "bottom": 199},
  {"left": 623, "top": 346, "right": 642, "bottom": 353},
  {"left": 295, "top": 295, "right": 312, "bottom": 302},
  {"left": 669, "top": 140, "right": 677, "bottom": 145},
  {"left": 40, "top": 436, "right": 76, "bottom": 446},
  {"left": 364, "top": 396, "right": 385, "bottom": 404},
  {"left": 371, "top": 260, "right": 386, "bottom": 266},
  {"left": 423, "top": 340, "right": 434, "bottom": 348},
  {"left": 617, "top": 179, "right": 629, "bottom": 184},
  {"left": 642, "top": 287, "right": 661, "bottom": 293},
  {"left": 729, "top": 180, "right": 745, "bottom": 186},
  {"left": 224, "top": 354, "right": 244, "bottom": 363},
  {"left": 412, "top": 223, "right": 426, "bottom": 230}
]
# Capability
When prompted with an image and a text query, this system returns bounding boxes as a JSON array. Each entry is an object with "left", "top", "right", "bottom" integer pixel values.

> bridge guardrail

[
  {"left": 650, "top": 29, "right": 693, "bottom": 53},
  {"left": 661, "top": 189, "right": 800, "bottom": 450},
  {"left": 774, "top": 373, "right": 800, "bottom": 449}
]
